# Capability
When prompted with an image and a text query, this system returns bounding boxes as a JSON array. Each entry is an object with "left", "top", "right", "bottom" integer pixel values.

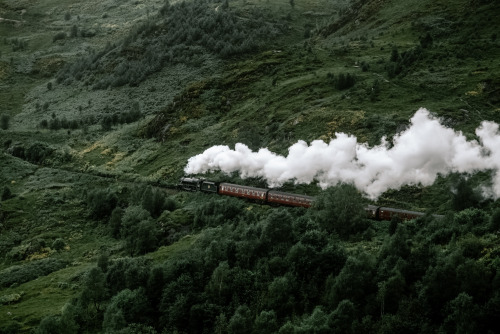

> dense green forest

[{"left": 1, "top": 0, "right": 499, "bottom": 333}]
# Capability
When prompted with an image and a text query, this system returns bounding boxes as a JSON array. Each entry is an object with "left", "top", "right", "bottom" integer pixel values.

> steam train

[{"left": 179, "top": 177, "right": 428, "bottom": 221}]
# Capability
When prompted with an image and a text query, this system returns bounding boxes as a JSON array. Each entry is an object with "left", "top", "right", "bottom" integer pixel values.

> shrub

[
  {"left": 141, "top": 186, "right": 165, "bottom": 218},
  {"left": 25, "top": 142, "right": 54, "bottom": 164},
  {"left": 420, "top": 32, "right": 433, "bottom": 48},
  {"left": 327, "top": 72, "right": 356, "bottom": 90},
  {"left": 70, "top": 25, "right": 78, "bottom": 38},
  {"left": 1, "top": 186, "right": 13, "bottom": 201},
  {"left": 57, "top": 0, "right": 282, "bottom": 89},
  {"left": 490, "top": 208, "right": 500, "bottom": 232},
  {"left": 1, "top": 114, "right": 10, "bottom": 130},
  {"left": 194, "top": 197, "right": 244, "bottom": 228},
  {"left": 101, "top": 115, "right": 112, "bottom": 131},
  {"left": 312, "top": 184, "right": 367, "bottom": 238},
  {"left": 9, "top": 143, "right": 25, "bottom": 159},
  {"left": 87, "top": 188, "right": 118, "bottom": 219},
  {"left": 53, "top": 32, "right": 67, "bottom": 43},
  {"left": 109, "top": 207, "right": 124, "bottom": 238},
  {"left": 0, "top": 258, "right": 67, "bottom": 287},
  {"left": 452, "top": 178, "right": 480, "bottom": 211},
  {"left": 51, "top": 238, "right": 65, "bottom": 251}
]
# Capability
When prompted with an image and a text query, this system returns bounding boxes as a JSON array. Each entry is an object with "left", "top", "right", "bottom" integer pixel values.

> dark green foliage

[
  {"left": 0, "top": 321, "right": 22, "bottom": 334},
  {"left": 261, "top": 209, "right": 294, "bottom": 254},
  {"left": 86, "top": 188, "right": 118, "bottom": 219},
  {"left": 102, "top": 288, "right": 149, "bottom": 333},
  {"left": 254, "top": 310, "right": 278, "bottom": 334},
  {"left": 57, "top": 0, "right": 282, "bottom": 89},
  {"left": 53, "top": 32, "right": 66, "bottom": 43},
  {"left": 126, "top": 220, "right": 158, "bottom": 255},
  {"left": 386, "top": 45, "right": 423, "bottom": 78},
  {"left": 312, "top": 184, "right": 367, "bottom": 238},
  {"left": 327, "top": 72, "right": 357, "bottom": 90},
  {"left": 109, "top": 207, "right": 124, "bottom": 238},
  {"left": 3, "top": 138, "right": 12, "bottom": 149},
  {"left": 36, "top": 193, "right": 500, "bottom": 334},
  {"left": 328, "top": 299, "right": 356, "bottom": 333},
  {"left": 97, "top": 252, "right": 109, "bottom": 272},
  {"left": 228, "top": 305, "right": 253, "bottom": 334},
  {"left": 0, "top": 232, "right": 22, "bottom": 259},
  {"left": 9, "top": 142, "right": 25, "bottom": 159},
  {"left": 118, "top": 205, "right": 158, "bottom": 255},
  {"left": 454, "top": 208, "right": 489, "bottom": 235},
  {"left": 490, "top": 208, "right": 500, "bottom": 232},
  {"left": 35, "top": 303, "right": 79, "bottom": 334},
  {"left": 361, "top": 61, "right": 369, "bottom": 72},
  {"left": 0, "top": 258, "right": 67, "bottom": 287},
  {"left": 24, "top": 142, "right": 54, "bottom": 164},
  {"left": 70, "top": 25, "right": 78, "bottom": 38},
  {"left": 10, "top": 38, "right": 28, "bottom": 51},
  {"left": 390, "top": 47, "right": 399, "bottom": 62},
  {"left": 164, "top": 196, "right": 177, "bottom": 212},
  {"left": 51, "top": 238, "right": 65, "bottom": 251},
  {"left": 452, "top": 178, "right": 481, "bottom": 211},
  {"left": 1, "top": 186, "right": 13, "bottom": 201},
  {"left": 120, "top": 205, "right": 151, "bottom": 237},
  {"left": 420, "top": 32, "right": 433, "bottom": 48},
  {"left": 101, "top": 115, "right": 113, "bottom": 131},
  {"left": 325, "top": 253, "right": 376, "bottom": 308},
  {"left": 80, "top": 267, "right": 107, "bottom": 312},
  {"left": 0, "top": 114, "right": 10, "bottom": 130},
  {"left": 105, "top": 258, "right": 150, "bottom": 296},
  {"left": 141, "top": 186, "right": 165, "bottom": 218},
  {"left": 442, "top": 292, "right": 478, "bottom": 334},
  {"left": 194, "top": 196, "right": 244, "bottom": 228},
  {"left": 35, "top": 316, "right": 61, "bottom": 334},
  {"left": 388, "top": 215, "right": 401, "bottom": 235}
]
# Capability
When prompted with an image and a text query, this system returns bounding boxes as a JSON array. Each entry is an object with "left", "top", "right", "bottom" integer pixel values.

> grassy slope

[{"left": 0, "top": 0, "right": 499, "bottom": 331}]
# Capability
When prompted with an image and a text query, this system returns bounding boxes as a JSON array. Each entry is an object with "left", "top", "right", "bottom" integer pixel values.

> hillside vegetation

[{"left": 0, "top": 0, "right": 499, "bottom": 333}]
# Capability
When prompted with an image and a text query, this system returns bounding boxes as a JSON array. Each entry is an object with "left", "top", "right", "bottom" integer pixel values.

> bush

[
  {"left": 1, "top": 114, "right": 10, "bottom": 130},
  {"left": 51, "top": 238, "right": 65, "bottom": 251},
  {"left": 327, "top": 72, "right": 356, "bottom": 90},
  {"left": 0, "top": 258, "right": 67, "bottom": 287},
  {"left": 193, "top": 197, "right": 244, "bottom": 228},
  {"left": 452, "top": 178, "right": 480, "bottom": 211},
  {"left": 57, "top": 0, "right": 282, "bottom": 89},
  {"left": 87, "top": 188, "right": 118, "bottom": 219},
  {"left": 141, "top": 186, "right": 165, "bottom": 218},
  {"left": 312, "top": 184, "right": 367, "bottom": 238},
  {"left": 25, "top": 142, "right": 54, "bottom": 164},
  {"left": 490, "top": 208, "right": 500, "bottom": 232},
  {"left": 53, "top": 32, "right": 67, "bottom": 43},
  {"left": 109, "top": 207, "right": 124, "bottom": 238},
  {"left": 1, "top": 186, "right": 13, "bottom": 201}
]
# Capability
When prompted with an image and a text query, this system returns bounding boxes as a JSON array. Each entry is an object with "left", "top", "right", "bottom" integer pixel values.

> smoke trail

[{"left": 184, "top": 108, "right": 500, "bottom": 199}]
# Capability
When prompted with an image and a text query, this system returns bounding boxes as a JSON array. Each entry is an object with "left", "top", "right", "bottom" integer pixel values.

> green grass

[{"left": 0, "top": 263, "right": 91, "bottom": 332}]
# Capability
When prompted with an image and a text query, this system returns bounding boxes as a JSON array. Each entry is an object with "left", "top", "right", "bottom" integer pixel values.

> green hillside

[{"left": 0, "top": 0, "right": 499, "bottom": 332}]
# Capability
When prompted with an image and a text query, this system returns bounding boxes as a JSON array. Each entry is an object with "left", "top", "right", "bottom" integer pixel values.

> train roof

[
  {"left": 378, "top": 206, "right": 425, "bottom": 216},
  {"left": 268, "top": 190, "right": 314, "bottom": 200},
  {"left": 219, "top": 183, "right": 268, "bottom": 192}
]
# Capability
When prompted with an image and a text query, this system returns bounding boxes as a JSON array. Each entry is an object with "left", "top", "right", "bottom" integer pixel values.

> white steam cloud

[{"left": 184, "top": 108, "right": 500, "bottom": 199}]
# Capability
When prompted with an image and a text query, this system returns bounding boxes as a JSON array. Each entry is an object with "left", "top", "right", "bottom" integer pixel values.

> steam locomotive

[{"left": 179, "top": 177, "right": 429, "bottom": 221}]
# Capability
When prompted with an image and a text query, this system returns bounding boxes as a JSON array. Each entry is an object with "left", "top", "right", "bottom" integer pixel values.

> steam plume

[{"left": 184, "top": 108, "right": 500, "bottom": 199}]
